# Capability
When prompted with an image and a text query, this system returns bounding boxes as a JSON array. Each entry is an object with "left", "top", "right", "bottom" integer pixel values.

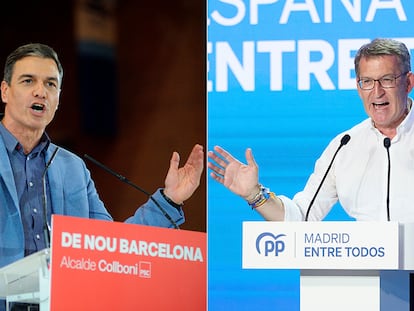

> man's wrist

[
  {"left": 161, "top": 189, "right": 184, "bottom": 209},
  {"left": 246, "top": 184, "right": 275, "bottom": 210},
  {"left": 244, "top": 184, "right": 262, "bottom": 203}
]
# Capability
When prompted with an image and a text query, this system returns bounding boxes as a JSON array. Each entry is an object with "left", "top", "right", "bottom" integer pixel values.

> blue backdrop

[{"left": 207, "top": 1, "right": 414, "bottom": 310}]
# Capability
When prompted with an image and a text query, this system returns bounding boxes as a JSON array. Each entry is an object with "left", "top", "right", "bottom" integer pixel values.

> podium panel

[
  {"left": 242, "top": 221, "right": 413, "bottom": 311},
  {"left": 300, "top": 270, "right": 381, "bottom": 311},
  {"left": 0, "top": 215, "right": 206, "bottom": 311},
  {"left": 50, "top": 215, "right": 206, "bottom": 310},
  {"left": 0, "top": 249, "right": 50, "bottom": 310}
]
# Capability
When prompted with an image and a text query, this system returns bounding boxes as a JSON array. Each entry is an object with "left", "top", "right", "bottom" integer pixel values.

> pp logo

[{"left": 255, "top": 232, "right": 286, "bottom": 256}]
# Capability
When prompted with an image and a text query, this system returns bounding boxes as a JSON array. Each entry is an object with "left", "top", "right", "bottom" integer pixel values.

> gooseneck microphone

[
  {"left": 304, "top": 134, "right": 351, "bottom": 221},
  {"left": 84, "top": 154, "right": 180, "bottom": 229},
  {"left": 383, "top": 137, "right": 391, "bottom": 221},
  {"left": 42, "top": 146, "right": 60, "bottom": 248}
]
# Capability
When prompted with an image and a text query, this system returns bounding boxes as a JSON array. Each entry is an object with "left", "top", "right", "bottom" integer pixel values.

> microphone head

[
  {"left": 383, "top": 137, "right": 391, "bottom": 148},
  {"left": 340, "top": 134, "right": 351, "bottom": 146}
]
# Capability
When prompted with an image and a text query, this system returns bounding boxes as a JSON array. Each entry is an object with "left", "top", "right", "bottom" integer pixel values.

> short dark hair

[
  {"left": 354, "top": 38, "right": 411, "bottom": 76},
  {"left": 3, "top": 43, "right": 63, "bottom": 86}
]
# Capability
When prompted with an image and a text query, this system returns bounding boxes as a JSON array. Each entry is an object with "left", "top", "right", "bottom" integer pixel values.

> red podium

[
  {"left": 0, "top": 215, "right": 206, "bottom": 310},
  {"left": 242, "top": 221, "right": 414, "bottom": 311}
]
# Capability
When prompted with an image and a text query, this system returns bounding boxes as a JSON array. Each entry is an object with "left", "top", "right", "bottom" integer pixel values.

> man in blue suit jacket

[{"left": 0, "top": 42, "right": 204, "bottom": 310}]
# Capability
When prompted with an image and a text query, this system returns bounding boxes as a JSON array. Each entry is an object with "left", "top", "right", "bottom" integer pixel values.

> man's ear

[
  {"left": 0, "top": 81, "right": 9, "bottom": 104},
  {"left": 406, "top": 72, "right": 414, "bottom": 94}
]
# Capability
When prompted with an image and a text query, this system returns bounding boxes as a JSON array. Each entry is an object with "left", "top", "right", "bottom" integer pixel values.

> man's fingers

[
  {"left": 170, "top": 151, "right": 180, "bottom": 170},
  {"left": 245, "top": 148, "right": 257, "bottom": 167}
]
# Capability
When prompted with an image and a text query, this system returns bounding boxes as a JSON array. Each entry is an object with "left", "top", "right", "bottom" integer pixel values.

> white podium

[
  {"left": 242, "top": 221, "right": 414, "bottom": 311},
  {"left": 0, "top": 249, "right": 50, "bottom": 310}
]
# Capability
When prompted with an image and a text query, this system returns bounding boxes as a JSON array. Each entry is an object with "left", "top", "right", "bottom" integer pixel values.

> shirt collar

[
  {"left": 398, "top": 97, "right": 414, "bottom": 133},
  {"left": 0, "top": 122, "right": 51, "bottom": 155}
]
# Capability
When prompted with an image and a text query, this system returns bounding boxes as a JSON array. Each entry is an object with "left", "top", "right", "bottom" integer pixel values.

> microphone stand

[
  {"left": 84, "top": 154, "right": 180, "bottom": 229},
  {"left": 383, "top": 137, "right": 391, "bottom": 221},
  {"left": 42, "top": 147, "right": 60, "bottom": 248},
  {"left": 304, "top": 134, "right": 351, "bottom": 221}
]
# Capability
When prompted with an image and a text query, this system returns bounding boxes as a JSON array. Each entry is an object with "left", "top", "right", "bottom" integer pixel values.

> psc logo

[
  {"left": 139, "top": 261, "right": 152, "bottom": 278},
  {"left": 255, "top": 232, "right": 286, "bottom": 256}
]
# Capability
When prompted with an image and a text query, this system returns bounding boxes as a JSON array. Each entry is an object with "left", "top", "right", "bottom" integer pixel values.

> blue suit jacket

[{"left": 0, "top": 140, "right": 185, "bottom": 268}]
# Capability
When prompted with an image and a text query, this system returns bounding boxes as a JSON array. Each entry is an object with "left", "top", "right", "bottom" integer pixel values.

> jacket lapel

[
  {"left": 0, "top": 138, "right": 19, "bottom": 210},
  {"left": 46, "top": 144, "right": 64, "bottom": 216}
]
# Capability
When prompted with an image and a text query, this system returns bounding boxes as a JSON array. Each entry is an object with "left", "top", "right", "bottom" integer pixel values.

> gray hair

[
  {"left": 3, "top": 43, "right": 63, "bottom": 86},
  {"left": 354, "top": 38, "right": 411, "bottom": 76}
]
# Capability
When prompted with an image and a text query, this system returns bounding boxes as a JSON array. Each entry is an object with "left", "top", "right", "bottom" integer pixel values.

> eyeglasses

[{"left": 358, "top": 71, "right": 409, "bottom": 90}]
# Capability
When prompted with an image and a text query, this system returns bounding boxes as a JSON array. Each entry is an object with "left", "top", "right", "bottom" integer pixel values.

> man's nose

[
  {"left": 372, "top": 80, "right": 386, "bottom": 96},
  {"left": 33, "top": 82, "right": 47, "bottom": 98}
]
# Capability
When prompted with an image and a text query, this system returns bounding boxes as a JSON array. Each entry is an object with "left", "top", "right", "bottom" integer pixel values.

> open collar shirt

[
  {"left": 0, "top": 123, "right": 52, "bottom": 255},
  {"left": 282, "top": 98, "right": 414, "bottom": 222}
]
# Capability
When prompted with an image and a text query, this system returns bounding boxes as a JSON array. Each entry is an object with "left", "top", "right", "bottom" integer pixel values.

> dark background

[{"left": 0, "top": 0, "right": 206, "bottom": 232}]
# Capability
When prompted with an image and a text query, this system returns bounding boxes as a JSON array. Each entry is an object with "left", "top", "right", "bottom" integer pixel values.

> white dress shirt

[{"left": 282, "top": 98, "right": 414, "bottom": 222}]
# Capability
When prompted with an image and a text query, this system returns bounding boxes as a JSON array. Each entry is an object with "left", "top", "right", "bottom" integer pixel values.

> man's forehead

[
  {"left": 13, "top": 56, "right": 59, "bottom": 81},
  {"left": 359, "top": 55, "right": 400, "bottom": 73},
  {"left": 13, "top": 56, "right": 59, "bottom": 77}
]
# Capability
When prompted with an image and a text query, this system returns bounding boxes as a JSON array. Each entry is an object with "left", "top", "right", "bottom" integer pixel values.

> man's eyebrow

[
  {"left": 17, "top": 73, "right": 59, "bottom": 82},
  {"left": 17, "top": 73, "right": 34, "bottom": 80},
  {"left": 359, "top": 73, "right": 395, "bottom": 79},
  {"left": 46, "top": 76, "right": 59, "bottom": 83}
]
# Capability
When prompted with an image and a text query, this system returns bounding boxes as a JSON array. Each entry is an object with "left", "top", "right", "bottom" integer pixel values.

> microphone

[
  {"left": 383, "top": 137, "right": 391, "bottom": 221},
  {"left": 42, "top": 146, "right": 60, "bottom": 248},
  {"left": 84, "top": 154, "right": 180, "bottom": 229},
  {"left": 304, "top": 134, "right": 351, "bottom": 221}
]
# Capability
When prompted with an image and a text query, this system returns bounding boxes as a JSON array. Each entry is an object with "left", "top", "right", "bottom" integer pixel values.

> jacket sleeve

[
  {"left": 124, "top": 188, "right": 185, "bottom": 228},
  {"left": 50, "top": 146, "right": 185, "bottom": 228}
]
